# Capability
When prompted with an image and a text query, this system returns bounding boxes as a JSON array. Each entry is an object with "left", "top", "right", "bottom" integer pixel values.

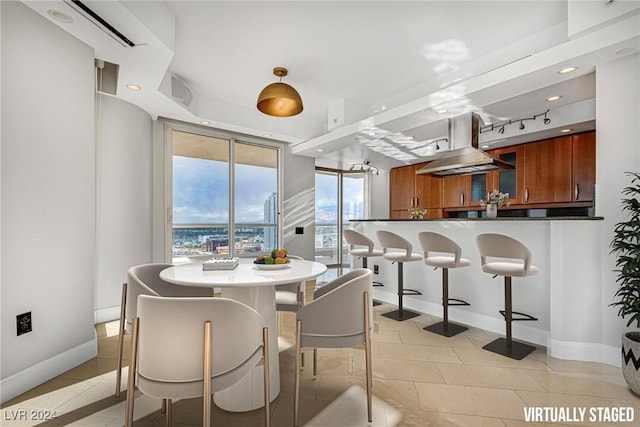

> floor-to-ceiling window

[
  {"left": 315, "top": 168, "right": 366, "bottom": 277},
  {"left": 168, "top": 126, "right": 280, "bottom": 261}
]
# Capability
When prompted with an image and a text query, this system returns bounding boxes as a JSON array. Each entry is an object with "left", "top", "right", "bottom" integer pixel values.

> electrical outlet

[
  {"left": 17, "top": 312, "right": 32, "bottom": 336},
  {"left": 295, "top": 227, "right": 304, "bottom": 235},
  {"left": 373, "top": 265, "right": 379, "bottom": 274}
]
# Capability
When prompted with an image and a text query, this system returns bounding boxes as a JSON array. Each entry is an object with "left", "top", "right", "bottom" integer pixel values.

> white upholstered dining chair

[
  {"left": 115, "top": 263, "right": 212, "bottom": 398},
  {"left": 125, "top": 295, "right": 270, "bottom": 427},
  {"left": 274, "top": 255, "right": 306, "bottom": 312},
  {"left": 293, "top": 268, "right": 373, "bottom": 427}
]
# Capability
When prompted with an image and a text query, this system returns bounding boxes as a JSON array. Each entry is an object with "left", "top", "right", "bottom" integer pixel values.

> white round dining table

[{"left": 159, "top": 258, "right": 327, "bottom": 412}]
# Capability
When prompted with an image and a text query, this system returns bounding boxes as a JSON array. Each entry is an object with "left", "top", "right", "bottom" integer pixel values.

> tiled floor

[{"left": 2, "top": 289, "right": 639, "bottom": 426}]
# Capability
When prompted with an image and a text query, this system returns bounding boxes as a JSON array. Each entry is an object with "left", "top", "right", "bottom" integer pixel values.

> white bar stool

[
  {"left": 344, "top": 229, "right": 384, "bottom": 306},
  {"left": 476, "top": 233, "right": 539, "bottom": 360},
  {"left": 418, "top": 231, "right": 471, "bottom": 337},
  {"left": 376, "top": 230, "right": 423, "bottom": 321}
]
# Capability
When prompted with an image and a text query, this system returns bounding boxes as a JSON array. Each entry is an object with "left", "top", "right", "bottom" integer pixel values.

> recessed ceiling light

[
  {"left": 560, "top": 128, "right": 572, "bottom": 133},
  {"left": 126, "top": 84, "right": 141, "bottom": 91},
  {"left": 437, "top": 109, "right": 448, "bottom": 114},
  {"left": 262, "top": 133, "right": 272, "bottom": 137},
  {"left": 558, "top": 66, "right": 577, "bottom": 74},
  {"left": 200, "top": 120, "right": 211, "bottom": 125},
  {"left": 47, "top": 10, "right": 73, "bottom": 24},
  {"left": 317, "top": 149, "right": 324, "bottom": 152},
  {"left": 482, "top": 144, "right": 490, "bottom": 149},
  {"left": 547, "top": 95, "right": 562, "bottom": 102}
]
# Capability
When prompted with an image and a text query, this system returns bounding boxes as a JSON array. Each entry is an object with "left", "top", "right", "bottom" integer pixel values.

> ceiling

[{"left": 23, "top": 1, "right": 640, "bottom": 171}]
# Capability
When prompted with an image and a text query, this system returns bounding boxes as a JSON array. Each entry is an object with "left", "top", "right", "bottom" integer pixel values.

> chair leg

[
  {"left": 115, "top": 282, "right": 127, "bottom": 398},
  {"left": 313, "top": 348, "right": 318, "bottom": 376},
  {"left": 364, "top": 292, "right": 373, "bottom": 423},
  {"left": 203, "top": 321, "right": 212, "bottom": 427},
  {"left": 263, "top": 327, "right": 270, "bottom": 427},
  {"left": 293, "top": 320, "right": 301, "bottom": 427},
  {"left": 124, "top": 317, "right": 139, "bottom": 427},
  {"left": 165, "top": 399, "right": 172, "bottom": 427}
]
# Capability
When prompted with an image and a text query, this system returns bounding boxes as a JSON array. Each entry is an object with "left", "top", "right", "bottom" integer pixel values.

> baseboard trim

[
  {"left": 0, "top": 338, "right": 97, "bottom": 404},
  {"left": 547, "top": 338, "right": 621, "bottom": 367},
  {"left": 374, "top": 290, "right": 623, "bottom": 367},
  {"left": 94, "top": 306, "right": 120, "bottom": 324}
]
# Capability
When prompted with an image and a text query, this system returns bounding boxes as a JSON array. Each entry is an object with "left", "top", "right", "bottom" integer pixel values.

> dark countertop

[{"left": 350, "top": 217, "right": 604, "bottom": 222}]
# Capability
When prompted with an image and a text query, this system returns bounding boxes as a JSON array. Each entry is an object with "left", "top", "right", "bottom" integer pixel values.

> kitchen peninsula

[{"left": 351, "top": 216, "right": 605, "bottom": 363}]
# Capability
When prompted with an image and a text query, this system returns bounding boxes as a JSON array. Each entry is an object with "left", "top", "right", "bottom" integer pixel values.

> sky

[{"left": 173, "top": 156, "right": 364, "bottom": 225}]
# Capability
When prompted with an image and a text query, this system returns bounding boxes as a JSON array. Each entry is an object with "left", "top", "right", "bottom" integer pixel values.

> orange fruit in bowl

[
  {"left": 275, "top": 249, "right": 286, "bottom": 259},
  {"left": 275, "top": 257, "right": 287, "bottom": 264}
]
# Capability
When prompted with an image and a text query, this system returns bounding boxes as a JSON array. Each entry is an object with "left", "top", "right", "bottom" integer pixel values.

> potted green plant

[{"left": 610, "top": 171, "right": 640, "bottom": 396}]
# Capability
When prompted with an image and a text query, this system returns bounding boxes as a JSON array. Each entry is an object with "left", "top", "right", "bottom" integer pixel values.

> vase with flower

[
  {"left": 479, "top": 190, "right": 510, "bottom": 218},
  {"left": 408, "top": 208, "right": 427, "bottom": 219}
]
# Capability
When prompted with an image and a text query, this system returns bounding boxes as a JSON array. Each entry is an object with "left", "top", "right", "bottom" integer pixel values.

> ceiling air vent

[{"left": 64, "top": 0, "right": 135, "bottom": 47}]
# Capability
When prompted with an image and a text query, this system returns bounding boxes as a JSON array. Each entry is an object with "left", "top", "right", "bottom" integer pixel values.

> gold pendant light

[{"left": 257, "top": 67, "right": 303, "bottom": 117}]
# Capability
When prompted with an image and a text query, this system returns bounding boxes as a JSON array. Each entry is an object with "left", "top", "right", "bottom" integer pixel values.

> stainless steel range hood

[{"left": 416, "top": 112, "right": 514, "bottom": 176}]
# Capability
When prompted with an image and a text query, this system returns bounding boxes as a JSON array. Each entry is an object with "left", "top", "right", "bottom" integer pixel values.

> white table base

[{"left": 213, "top": 285, "right": 280, "bottom": 411}]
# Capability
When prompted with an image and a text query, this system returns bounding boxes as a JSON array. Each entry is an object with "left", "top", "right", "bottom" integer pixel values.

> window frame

[{"left": 161, "top": 119, "right": 283, "bottom": 262}]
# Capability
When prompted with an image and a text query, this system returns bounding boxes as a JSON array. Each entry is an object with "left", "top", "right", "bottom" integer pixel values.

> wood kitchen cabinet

[
  {"left": 388, "top": 131, "right": 594, "bottom": 216},
  {"left": 523, "top": 136, "right": 572, "bottom": 203},
  {"left": 390, "top": 164, "right": 418, "bottom": 212},
  {"left": 441, "top": 174, "right": 488, "bottom": 208},
  {"left": 572, "top": 131, "right": 596, "bottom": 202},
  {"left": 442, "top": 175, "right": 469, "bottom": 208},
  {"left": 521, "top": 131, "right": 595, "bottom": 204},
  {"left": 390, "top": 163, "right": 443, "bottom": 218}
]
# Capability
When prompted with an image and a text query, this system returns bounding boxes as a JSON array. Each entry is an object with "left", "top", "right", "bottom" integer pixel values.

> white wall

[
  {"left": 282, "top": 146, "right": 316, "bottom": 260},
  {"left": 369, "top": 169, "right": 390, "bottom": 219},
  {"left": 596, "top": 53, "right": 640, "bottom": 350},
  {"left": 94, "top": 94, "right": 153, "bottom": 322},
  {"left": 1, "top": 2, "right": 96, "bottom": 402}
]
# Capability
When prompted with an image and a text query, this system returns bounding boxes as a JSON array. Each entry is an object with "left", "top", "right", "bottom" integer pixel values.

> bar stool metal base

[
  {"left": 382, "top": 261, "right": 421, "bottom": 321},
  {"left": 483, "top": 338, "right": 536, "bottom": 360},
  {"left": 381, "top": 309, "right": 421, "bottom": 321},
  {"left": 424, "top": 321, "right": 468, "bottom": 337},
  {"left": 424, "top": 268, "right": 470, "bottom": 337},
  {"left": 363, "top": 257, "right": 383, "bottom": 306}
]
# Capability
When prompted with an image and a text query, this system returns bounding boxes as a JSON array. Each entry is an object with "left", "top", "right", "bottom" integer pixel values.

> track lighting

[
  {"left": 348, "top": 161, "right": 380, "bottom": 175},
  {"left": 480, "top": 109, "right": 550, "bottom": 135},
  {"left": 427, "top": 137, "right": 447, "bottom": 151}
]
